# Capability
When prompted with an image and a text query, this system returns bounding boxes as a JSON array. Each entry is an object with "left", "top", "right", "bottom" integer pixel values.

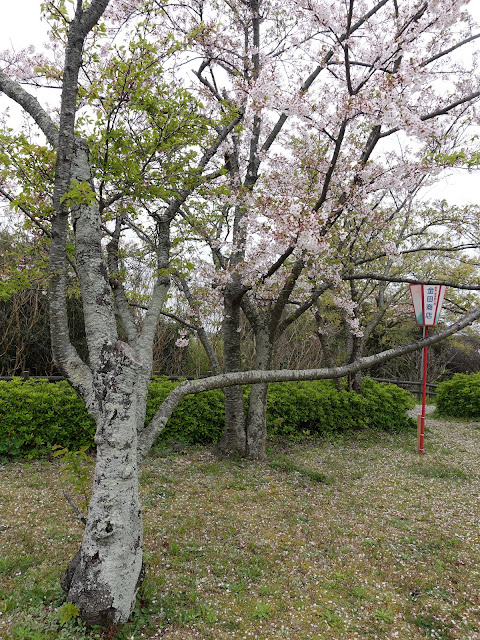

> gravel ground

[{"left": 407, "top": 404, "right": 436, "bottom": 418}]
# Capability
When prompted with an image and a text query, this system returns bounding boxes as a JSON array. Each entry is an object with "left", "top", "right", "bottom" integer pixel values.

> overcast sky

[{"left": 2, "top": 0, "right": 480, "bottom": 207}]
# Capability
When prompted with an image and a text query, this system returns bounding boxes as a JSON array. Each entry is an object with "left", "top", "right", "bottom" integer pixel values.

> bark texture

[
  {"left": 44, "top": 1, "right": 149, "bottom": 624},
  {"left": 215, "top": 287, "right": 246, "bottom": 456},
  {"left": 62, "top": 365, "right": 144, "bottom": 625},
  {"left": 245, "top": 328, "right": 272, "bottom": 460}
]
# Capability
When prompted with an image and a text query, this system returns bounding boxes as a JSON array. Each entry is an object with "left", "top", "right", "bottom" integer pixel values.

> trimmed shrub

[
  {"left": 266, "top": 378, "right": 415, "bottom": 438},
  {"left": 0, "top": 379, "right": 96, "bottom": 460},
  {"left": 436, "top": 373, "right": 480, "bottom": 418},
  {"left": 360, "top": 377, "right": 416, "bottom": 431},
  {"left": 0, "top": 376, "right": 415, "bottom": 459}
]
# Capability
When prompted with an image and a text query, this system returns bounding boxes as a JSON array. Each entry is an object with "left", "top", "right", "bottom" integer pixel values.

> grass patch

[
  {"left": 1, "top": 420, "right": 480, "bottom": 639},
  {"left": 411, "top": 463, "right": 471, "bottom": 481},
  {"left": 269, "top": 456, "right": 333, "bottom": 484}
]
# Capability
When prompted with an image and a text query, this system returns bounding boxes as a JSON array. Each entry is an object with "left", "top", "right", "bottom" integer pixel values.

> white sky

[
  {"left": 1, "top": 0, "right": 480, "bottom": 208},
  {"left": 3, "top": 0, "right": 45, "bottom": 50}
]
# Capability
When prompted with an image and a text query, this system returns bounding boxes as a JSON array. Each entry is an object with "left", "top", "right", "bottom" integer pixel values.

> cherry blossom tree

[{"left": 159, "top": 0, "right": 480, "bottom": 458}]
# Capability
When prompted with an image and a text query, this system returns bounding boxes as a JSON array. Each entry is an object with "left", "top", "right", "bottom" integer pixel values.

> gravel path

[{"left": 407, "top": 403, "right": 436, "bottom": 418}]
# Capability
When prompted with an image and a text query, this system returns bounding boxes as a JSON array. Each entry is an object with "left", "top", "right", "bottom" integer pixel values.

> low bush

[
  {"left": 0, "top": 379, "right": 96, "bottom": 460},
  {"left": 0, "top": 377, "right": 415, "bottom": 459},
  {"left": 436, "top": 373, "right": 480, "bottom": 418},
  {"left": 265, "top": 378, "right": 415, "bottom": 439}
]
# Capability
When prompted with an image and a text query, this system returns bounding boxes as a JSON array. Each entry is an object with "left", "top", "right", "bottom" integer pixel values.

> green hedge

[
  {"left": 0, "top": 377, "right": 415, "bottom": 459},
  {"left": 0, "top": 379, "right": 96, "bottom": 460},
  {"left": 265, "top": 378, "right": 415, "bottom": 438},
  {"left": 436, "top": 373, "right": 480, "bottom": 418}
]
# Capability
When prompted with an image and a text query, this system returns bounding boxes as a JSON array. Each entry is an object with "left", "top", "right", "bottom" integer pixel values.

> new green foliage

[
  {"left": 0, "top": 377, "right": 415, "bottom": 459},
  {"left": 52, "top": 445, "right": 95, "bottom": 513}
]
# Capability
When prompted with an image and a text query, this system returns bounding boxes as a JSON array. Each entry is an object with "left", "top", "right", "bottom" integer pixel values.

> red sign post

[{"left": 409, "top": 284, "right": 446, "bottom": 454}]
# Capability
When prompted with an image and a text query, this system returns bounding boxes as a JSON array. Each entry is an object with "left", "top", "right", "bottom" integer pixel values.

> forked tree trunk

[{"left": 62, "top": 366, "right": 146, "bottom": 625}]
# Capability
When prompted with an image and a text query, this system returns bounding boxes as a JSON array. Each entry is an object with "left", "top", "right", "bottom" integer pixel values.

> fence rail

[
  {"left": 371, "top": 378, "right": 438, "bottom": 395},
  {"left": 1, "top": 371, "right": 438, "bottom": 395},
  {"left": 0, "top": 371, "right": 208, "bottom": 382},
  {"left": 0, "top": 373, "right": 66, "bottom": 382}
]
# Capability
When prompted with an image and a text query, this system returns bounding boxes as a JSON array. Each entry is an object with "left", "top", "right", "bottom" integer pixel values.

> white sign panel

[{"left": 409, "top": 284, "right": 446, "bottom": 326}]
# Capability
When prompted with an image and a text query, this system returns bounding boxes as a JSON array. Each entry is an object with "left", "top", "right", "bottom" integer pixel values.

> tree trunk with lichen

[
  {"left": 61, "top": 365, "right": 145, "bottom": 625},
  {"left": 54, "top": 136, "right": 152, "bottom": 623},
  {"left": 53, "top": 135, "right": 166, "bottom": 624}
]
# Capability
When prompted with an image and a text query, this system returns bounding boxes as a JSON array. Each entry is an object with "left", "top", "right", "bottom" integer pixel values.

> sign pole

[
  {"left": 410, "top": 283, "right": 445, "bottom": 456},
  {"left": 417, "top": 326, "right": 428, "bottom": 455}
]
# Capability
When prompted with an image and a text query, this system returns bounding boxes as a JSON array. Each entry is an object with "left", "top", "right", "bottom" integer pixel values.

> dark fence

[
  {"left": 371, "top": 378, "right": 438, "bottom": 396},
  {"left": 1, "top": 371, "right": 438, "bottom": 396},
  {"left": 0, "top": 372, "right": 65, "bottom": 382},
  {"left": 0, "top": 371, "right": 208, "bottom": 382}
]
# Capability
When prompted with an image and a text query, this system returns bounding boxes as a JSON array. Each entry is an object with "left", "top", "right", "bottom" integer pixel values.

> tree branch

[
  {"left": 344, "top": 272, "right": 480, "bottom": 291},
  {"left": 0, "top": 70, "right": 58, "bottom": 147},
  {"left": 79, "top": 0, "right": 111, "bottom": 37},
  {"left": 420, "top": 33, "right": 480, "bottom": 68},
  {"left": 137, "top": 303, "right": 480, "bottom": 457},
  {"left": 138, "top": 218, "right": 171, "bottom": 355},
  {"left": 180, "top": 278, "right": 222, "bottom": 375},
  {"left": 0, "top": 187, "right": 52, "bottom": 238},
  {"left": 269, "top": 257, "right": 305, "bottom": 338},
  {"left": 278, "top": 283, "right": 330, "bottom": 336},
  {"left": 261, "top": 0, "right": 391, "bottom": 154},
  {"left": 379, "top": 91, "right": 480, "bottom": 139},
  {"left": 258, "top": 246, "right": 296, "bottom": 284},
  {"left": 161, "top": 109, "right": 244, "bottom": 224},
  {"left": 106, "top": 217, "right": 139, "bottom": 344}
]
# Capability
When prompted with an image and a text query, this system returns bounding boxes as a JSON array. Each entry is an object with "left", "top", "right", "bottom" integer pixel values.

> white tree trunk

[{"left": 62, "top": 366, "right": 144, "bottom": 625}]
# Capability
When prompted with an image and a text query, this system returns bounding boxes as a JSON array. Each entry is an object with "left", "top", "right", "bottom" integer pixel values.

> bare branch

[
  {"left": 138, "top": 303, "right": 480, "bottom": 457},
  {"left": 0, "top": 70, "right": 58, "bottom": 147},
  {"left": 421, "top": 33, "right": 480, "bottom": 68},
  {"left": 180, "top": 279, "right": 222, "bottom": 375},
  {"left": 344, "top": 272, "right": 480, "bottom": 291},
  {"left": 62, "top": 490, "right": 87, "bottom": 525},
  {"left": 159, "top": 309, "right": 199, "bottom": 331}
]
